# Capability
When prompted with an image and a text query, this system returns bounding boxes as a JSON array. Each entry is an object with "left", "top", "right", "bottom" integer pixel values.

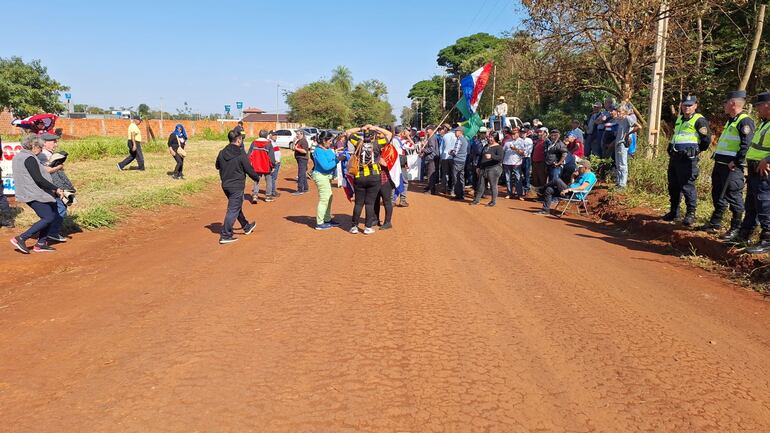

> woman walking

[
  {"left": 471, "top": 131, "right": 504, "bottom": 207},
  {"left": 168, "top": 123, "right": 187, "bottom": 179},
  {"left": 9, "top": 135, "right": 64, "bottom": 254},
  {"left": 311, "top": 131, "right": 344, "bottom": 230},
  {"left": 346, "top": 125, "right": 391, "bottom": 235}
]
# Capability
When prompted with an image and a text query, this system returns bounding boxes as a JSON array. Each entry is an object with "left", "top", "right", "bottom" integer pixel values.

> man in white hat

[{"left": 490, "top": 96, "right": 508, "bottom": 131}]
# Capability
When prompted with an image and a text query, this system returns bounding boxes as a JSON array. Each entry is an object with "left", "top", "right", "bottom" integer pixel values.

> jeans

[
  {"left": 221, "top": 188, "right": 249, "bottom": 238},
  {"left": 20, "top": 200, "right": 61, "bottom": 244},
  {"left": 172, "top": 152, "right": 184, "bottom": 176},
  {"left": 440, "top": 159, "right": 454, "bottom": 194},
  {"left": 532, "top": 161, "right": 547, "bottom": 188},
  {"left": 489, "top": 115, "right": 507, "bottom": 130},
  {"left": 296, "top": 158, "right": 309, "bottom": 192},
  {"left": 399, "top": 171, "right": 408, "bottom": 202},
  {"left": 475, "top": 164, "right": 503, "bottom": 203},
  {"left": 521, "top": 157, "right": 532, "bottom": 193},
  {"left": 590, "top": 131, "right": 604, "bottom": 158},
  {"left": 269, "top": 162, "right": 281, "bottom": 196},
  {"left": 253, "top": 170, "right": 274, "bottom": 199},
  {"left": 376, "top": 178, "right": 394, "bottom": 225},
  {"left": 542, "top": 178, "right": 570, "bottom": 210},
  {"left": 425, "top": 158, "right": 438, "bottom": 193},
  {"left": 547, "top": 165, "right": 563, "bottom": 184},
  {"left": 452, "top": 160, "right": 466, "bottom": 199},
  {"left": 352, "top": 174, "right": 381, "bottom": 228},
  {"left": 503, "top": 164, "right": 516, "bottom": 196},
  {"left": 52, "top": 198, "right": 67, "bottom": 236},
  {"left": 118, "top": 141, "right": 145, "bottom": 170},
  {"left": 615, "top": 142, "right": 628, "bottom": 187},
  {"left": 312, "top": 171, "right": 334, "bottom": 225}
]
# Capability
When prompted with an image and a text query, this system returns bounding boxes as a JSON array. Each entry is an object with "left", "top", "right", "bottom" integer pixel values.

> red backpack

[{"left": 248, "top": 140, "right": 272, "bottom": 174}]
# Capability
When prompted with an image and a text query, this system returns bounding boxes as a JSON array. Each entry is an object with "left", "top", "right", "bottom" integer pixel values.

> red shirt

[
  {"left": 532, "top": 138, "right": 546, "bottom": 162},
  {"left": 568, "top": 139, "right": 584, "bottom": 157}
]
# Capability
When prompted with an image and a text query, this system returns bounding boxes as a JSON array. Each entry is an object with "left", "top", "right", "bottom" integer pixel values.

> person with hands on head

[
  {"left": 9, "top": 135, "right": 65, "bottom": 254},
  {"left": 346, "top": 124, "right": 391, "bottom": 234},
  {"left": 311, "top": 130, "right": 345, "bottom": 230},
  {"left": 215, "top": 130, "right": 259, "bottom": 244},
  {"left": 739, "top": 92, "right": 770, "bottom": 253},
  {"left": 700, "top": 90, "right": 755, "bottom": 240}
]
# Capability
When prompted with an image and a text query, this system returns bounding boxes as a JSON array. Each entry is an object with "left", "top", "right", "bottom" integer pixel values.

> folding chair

[{"left": 554, "top": 183, "right": 594, "bottom": 217}]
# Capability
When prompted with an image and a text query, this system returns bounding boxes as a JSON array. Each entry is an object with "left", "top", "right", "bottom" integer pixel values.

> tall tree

[
  {"left": 330, "top": 65, "right": 353, "bottom": 94},
  {"left": 0, "top": 56, "right": 68, "bottom": 117}
]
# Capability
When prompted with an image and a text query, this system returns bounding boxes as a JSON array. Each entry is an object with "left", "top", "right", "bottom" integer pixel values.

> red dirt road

[{"left": 1, "top": 179, "right": 770, "bottom": 433}]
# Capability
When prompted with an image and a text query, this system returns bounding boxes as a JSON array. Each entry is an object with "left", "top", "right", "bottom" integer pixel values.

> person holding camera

[
  {"left": 9, "top": 135, "right": 65, "bottom": 254},
  {"left": 346, "top": 125, "right": 391, "bottom": 235}
]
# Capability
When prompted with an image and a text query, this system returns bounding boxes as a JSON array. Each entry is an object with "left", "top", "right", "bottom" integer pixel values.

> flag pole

[{"left": 425, "top": 104, "right": 457, "bottom": 141}]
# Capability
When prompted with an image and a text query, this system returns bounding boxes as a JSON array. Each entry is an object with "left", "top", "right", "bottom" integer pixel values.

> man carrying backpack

[{"left": 247, "top": 130, "right": 276, "bottom": 204}]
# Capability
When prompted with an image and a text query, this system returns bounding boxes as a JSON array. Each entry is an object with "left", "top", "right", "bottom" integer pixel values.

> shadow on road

[
  {"left": 204, "top": 222, "right": 223, "bottom": 234},
  {"left": 284, "top": 215, "right": 317, "bottom": 228}
]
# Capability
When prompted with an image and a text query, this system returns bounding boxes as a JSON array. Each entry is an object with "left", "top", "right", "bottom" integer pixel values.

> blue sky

[{"left": 1, "top": 0, "right": 523, "bottom": 117}]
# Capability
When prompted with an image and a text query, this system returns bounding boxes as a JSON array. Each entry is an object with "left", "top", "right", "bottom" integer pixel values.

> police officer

[
  {"left": 740, "top": 92, "right": 770, "bottom": 253},
  {"left": 699, "top": 90, "right": 755, "bottom": 240},
  {"left": 662, "top": 95, "right": 711, "bottom": 226}
]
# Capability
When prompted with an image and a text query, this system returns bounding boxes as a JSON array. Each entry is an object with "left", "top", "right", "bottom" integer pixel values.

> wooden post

[{"left": 646, "top": 1, "right": 670, "bottom": 159}]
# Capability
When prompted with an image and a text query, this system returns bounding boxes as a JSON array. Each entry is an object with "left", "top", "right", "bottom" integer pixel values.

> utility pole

[
  {"left": 442, "top": 71, "right": 447, "bottom": 111},
  {"left": 646, "top": 1, "right": 669, "bottom": 159},
  {"left": 491, "top": 64, "right": 497, "bottom": 106}
]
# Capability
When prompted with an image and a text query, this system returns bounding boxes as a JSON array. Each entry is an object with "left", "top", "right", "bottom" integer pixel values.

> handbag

[
  {"left": 347, "top": 141, "right": 363, "bottom": 176},
  {"left": 176, "top": 136, "right": 187, "bottom": 157}
]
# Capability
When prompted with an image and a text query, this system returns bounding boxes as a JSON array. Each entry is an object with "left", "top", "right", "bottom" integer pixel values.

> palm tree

[{"left": 330, "top": 65, "right": 353, "bottom": 94}]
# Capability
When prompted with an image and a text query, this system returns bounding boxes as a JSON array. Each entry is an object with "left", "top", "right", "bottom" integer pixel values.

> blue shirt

[
  {"left": 570, "top": 171, "right": 597, "bottom": 199},
  {"left": 441, "top": 132, "right": 456, "bottom": 160},
  {"left": 569, "top": 128, "right": 584, "bottom": 142},
  {"left": 452, "top": 135, "right": 468, "bottom": 162},
  {"left": 312, "top": 147, "right": 338, "bottom": 175}
]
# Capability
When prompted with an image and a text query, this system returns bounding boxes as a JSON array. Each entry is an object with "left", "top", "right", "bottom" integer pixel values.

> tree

[
  {"left": 438, "top": 33, "right": 501, "bottom": 75},
  {"left": 287, "top": 81, "right": 352, "bottom": 128},
  {"left": 0, "top": 56, "right": 68, "bottom": 117},
  {"left": 330, "top": 65, "right": 353, "bottom": 94},
  {"left": 400, "top": 106, "right": 415, "bottom": 127},
  {"left": 138, "top": 103, "right": 151, "bottom": 118}
]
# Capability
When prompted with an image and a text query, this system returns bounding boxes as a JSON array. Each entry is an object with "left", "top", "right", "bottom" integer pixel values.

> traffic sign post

[
  {"left": 236, "top": 101, "right": 243, "bottom": 119},
  {"left": 224, "top": 105, "right": 231, "bottom": 118},
  {"left": 65, "top": 93, "right": 72, "bottom": 115}
]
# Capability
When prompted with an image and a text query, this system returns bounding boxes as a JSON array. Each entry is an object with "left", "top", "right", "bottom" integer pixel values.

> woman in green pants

[{"left": 311, "top": 131, "right": 344, "bottom": 230}]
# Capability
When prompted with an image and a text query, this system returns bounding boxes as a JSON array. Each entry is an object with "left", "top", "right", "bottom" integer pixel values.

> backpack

[{"left": 248, "top": 140, "right": 272, "bottom": 174}]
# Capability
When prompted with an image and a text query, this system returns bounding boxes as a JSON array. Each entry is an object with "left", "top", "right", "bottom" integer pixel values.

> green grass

[{"left": 58, "top": 136, "right": 166, "bottom": 161}]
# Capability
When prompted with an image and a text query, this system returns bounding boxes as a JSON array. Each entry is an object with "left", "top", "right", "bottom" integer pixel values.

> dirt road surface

[{"left": 2, "top": 179, "right": 770, "bottom": 433}]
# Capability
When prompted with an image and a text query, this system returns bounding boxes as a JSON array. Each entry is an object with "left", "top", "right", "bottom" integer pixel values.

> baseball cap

[
  {"left": 578, "top": 159, "right": 592, "bottom": 169},
  {"left": 478, "top": 126, "right": 488, "bottom": 133},
  {"left": 549, "top": 128, "right": 560, "bottom": 134},
  {"left": 538, "top": 127, "right": 548, "bottom": 133},
  {"left": 39, "top": 132, "right": 61, "bottom": 141}
]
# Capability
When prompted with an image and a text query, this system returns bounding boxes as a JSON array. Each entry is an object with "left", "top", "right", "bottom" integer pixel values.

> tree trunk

[
  {"left": 696, "top": 15, "right": 703, "bottom": 68},
  {"left": 739, "top": 4, "right": 766, "bottom": 91}
]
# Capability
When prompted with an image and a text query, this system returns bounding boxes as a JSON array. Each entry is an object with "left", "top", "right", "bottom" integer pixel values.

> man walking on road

[
  {"left": 739, "top": 92, "right": 770, "bottom": 253},
  {"left": 422, "top": 124, "right": 440, "bottom": 195},
  {"left": 215, "top": 130, "right": 258, "bottom": 244},
  {"left": 662, "top": 95, "right": 711, "bottom": 227},
  {"left": 117, "top": 117, "right": 145, "bottom": 171},
  {"left": 440, "top": 124, "right": 456, "bottom": 195},
  {"left": 699, "top": 90, "right": 755, "bottom": 240}
]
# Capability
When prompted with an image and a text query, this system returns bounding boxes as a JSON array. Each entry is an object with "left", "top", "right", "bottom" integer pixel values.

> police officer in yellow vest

[
  {"left": 662, "top": 95, "right": 711, "bottom": 226},
  {"left": 699, "top": 90, "right": 755, "bottom": 240},
  {"left": 739, "top": 92, "right": 770, "bottom": 253}
]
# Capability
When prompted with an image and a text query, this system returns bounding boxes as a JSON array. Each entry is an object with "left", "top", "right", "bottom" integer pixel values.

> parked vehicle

[
  {"left": 271, "top": 128, "right": 318, "bottom": 149},
  {"left": 483, "top": 116, "right": 523, "bottom": 131}
]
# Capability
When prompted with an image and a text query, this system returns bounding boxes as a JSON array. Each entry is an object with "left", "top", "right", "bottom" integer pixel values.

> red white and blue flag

[{"left": 460, "top": 63, "right": 493, "bottom": 114}]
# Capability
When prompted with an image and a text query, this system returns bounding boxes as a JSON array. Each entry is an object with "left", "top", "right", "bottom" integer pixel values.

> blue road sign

[
  {"left": 64, "top": 93, "right": 71, "bottom": 100},
  {"left": 236, "top": 101, "right": 243, "bottom": 110},
  {"left": 224, "top": 105, "right": 231, "bottom": 112}
]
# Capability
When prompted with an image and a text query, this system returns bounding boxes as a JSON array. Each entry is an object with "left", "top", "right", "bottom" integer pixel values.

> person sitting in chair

[
  {"left": 536, "top": 159, "right": 596, "bottom": 215},
  {"left": 489, "top": 96, "right": 508, "bottom": 131}
]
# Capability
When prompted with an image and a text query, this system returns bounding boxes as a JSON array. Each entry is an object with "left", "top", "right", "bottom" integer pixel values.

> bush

[
  {"left": 199, "top": 128, "right": 228, "bottom": 141},
  {"left": 58, "top": 136, "right": 165, "bottom": 162},
  {"left": 72, "top": 206, "right": 119, "bottom": 229}
]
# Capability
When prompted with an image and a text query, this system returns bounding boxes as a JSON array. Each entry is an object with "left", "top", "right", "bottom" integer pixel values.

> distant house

[{"left": 242, "top": 112, "right": 290, "bottom": 123}]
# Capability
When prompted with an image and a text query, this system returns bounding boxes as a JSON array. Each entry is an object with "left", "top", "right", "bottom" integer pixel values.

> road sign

[
  {"left": 64, "top": 93, "right": 71, "bottom": 100},
  {"left": 236, "top": 101, "right": 243, "bottom": 110},
  {"left": 224, "top": 105, "right": 231, "bottom": 112}
]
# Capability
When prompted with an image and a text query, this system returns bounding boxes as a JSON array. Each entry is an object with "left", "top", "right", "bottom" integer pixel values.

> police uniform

[
  {"left": 663, "top": 95, "right": 711, "bottom": 226},
  {"left": 741, "top": 92, "right": 770, "bottom": 253},
  {"left": 702, "top": 90, "right": 755, "bottom": 237}
]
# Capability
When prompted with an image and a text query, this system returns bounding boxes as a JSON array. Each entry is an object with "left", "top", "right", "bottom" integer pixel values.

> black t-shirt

[
  {"left": 479, "top": 144, "right": 504, "bottom": 168},
  {"left": 167, "top": 133, "right": 185, "bottom": 150},
  {"left": 294, "top": 137, "right": 309, "bottom": 159}
]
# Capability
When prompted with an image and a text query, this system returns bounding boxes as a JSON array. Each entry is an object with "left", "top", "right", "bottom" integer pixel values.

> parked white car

[{"left": 272, "top": 128, "right": 317, "bottom": 149}]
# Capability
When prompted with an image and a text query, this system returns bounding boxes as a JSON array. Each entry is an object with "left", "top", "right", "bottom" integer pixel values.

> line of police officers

[{"left": 665, "top": 90, "right": 770, "bottom": 254}]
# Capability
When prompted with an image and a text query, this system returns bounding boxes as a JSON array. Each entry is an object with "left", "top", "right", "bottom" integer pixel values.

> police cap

[
  {"left": 753, "top": 91, "right": 770, "bottom": 105},
  {"left": 682, "top": 95, "right": 698, "bottom": 106},
  {"left": 726, "top": 90, "right": 747, "bottom": 100}
]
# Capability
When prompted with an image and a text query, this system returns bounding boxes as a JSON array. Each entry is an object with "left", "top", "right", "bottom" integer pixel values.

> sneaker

[
  {"left": 47, "top": 235, "right": 68, "bottom": 243},
  {"left": 242, "top": 222, "right": 256, "bottom": 235},
  {"left": 178, "top": 175, "right": 185, "bottom": 180},
  {"left": 470, "top": 201, "right": 479, "bottom": 206},
  {"left": 10, "top": 236, "right": 30, "bottom": 254},
  {"left": 363, "top": 227, "right": 375, "bottom": 235},
  {"left": 264, "top": 196, "right": 274, "bottom": 203},
  {"left": 291, "top": 191, "right": 304, "bottom": 196},
  {"left": 315, "top": 223, "right": 332, "bottom": 231},
  {"left": 116, "top": 163, "right": 123, "bottom": 171},
  {"left": 380, "top": 222, "right": 393, "bottom": 230},
  {"left": 535, "top": 209, "right": 550, "bottom": 215},
  {"left": 274, "top": 192, "right": 281, "bottom": 198},
  {"left": 326, "top": 219, "right": 341, "bottom": 227},
  {"left": 219, "top": 236, "right": 239, "bottom": 244},
  {"left": 33, "top": 243, "right": 56, "bottom": 253},
  {"left": 251, "top": 197, "right": 258, "bottom": 204},
  {"left": 399, "top": 201, "right": 410, "bottom": 208},
  {"left": 349, "top": 226, "right": 360, "bottom": 234},
  {"left": 487, "top": 202, "right": 496, "bottom": 207}
]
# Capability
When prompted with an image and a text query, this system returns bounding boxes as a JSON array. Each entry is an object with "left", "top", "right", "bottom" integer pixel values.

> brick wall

[{"left": 0, "top": 112, "right": 299, "bottom": 138}]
